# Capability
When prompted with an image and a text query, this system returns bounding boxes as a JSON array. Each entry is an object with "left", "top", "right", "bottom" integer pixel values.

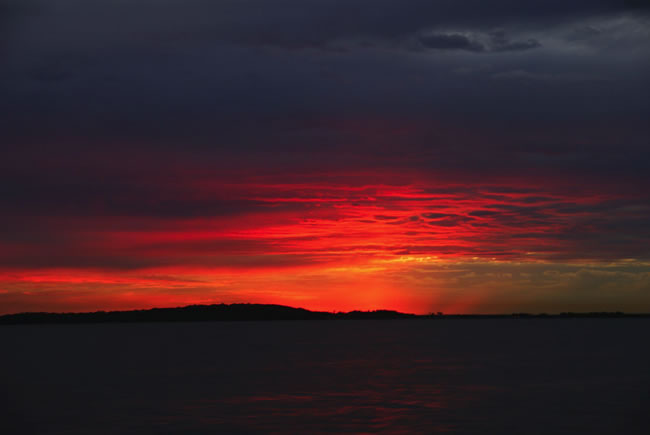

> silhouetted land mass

[{"left": 1, "top": 304, "right": 649, "bottom": 324}]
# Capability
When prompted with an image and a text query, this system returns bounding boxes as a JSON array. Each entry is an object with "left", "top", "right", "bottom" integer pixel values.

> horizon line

[{"left": 0, "top": 302, "right": 650, "bottom": 324}]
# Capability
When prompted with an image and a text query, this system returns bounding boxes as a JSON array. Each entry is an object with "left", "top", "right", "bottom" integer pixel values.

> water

[{"left": 2, "top": 319, "right": 649, "bottom": 434}]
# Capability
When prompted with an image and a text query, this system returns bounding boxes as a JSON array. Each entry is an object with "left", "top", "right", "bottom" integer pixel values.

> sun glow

[{"left": 1, "top": 173, "right": 649, "bottom": 314}]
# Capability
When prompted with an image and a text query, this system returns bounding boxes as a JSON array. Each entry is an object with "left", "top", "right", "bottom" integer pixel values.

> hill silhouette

[
  {"left": 0, "top": 304, "right": 417, "bottom": 325},
  {"left": 0, "top": 304, "right": 648, "bottom": 325}
]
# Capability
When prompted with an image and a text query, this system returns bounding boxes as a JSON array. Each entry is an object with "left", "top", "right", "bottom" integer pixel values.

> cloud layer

[{"left": 1, "top": 1, "right": 649, "bottom": 313}]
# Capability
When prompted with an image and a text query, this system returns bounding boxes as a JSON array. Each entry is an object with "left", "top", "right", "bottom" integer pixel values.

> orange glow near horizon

[{"left": 1, "top": 172, "right": 649, "bottom": 315}]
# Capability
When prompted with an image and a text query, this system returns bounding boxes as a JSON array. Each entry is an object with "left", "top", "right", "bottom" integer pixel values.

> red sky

[
  {"left": 2, "top": 1, "right": 649, "bottom": 314},
  {"left": 2, "top": 168, "right": 649, "bottom": 314}
]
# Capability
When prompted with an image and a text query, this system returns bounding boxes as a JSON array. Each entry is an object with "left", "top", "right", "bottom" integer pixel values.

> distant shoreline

[{"left": 1, "top": 303, "right": 649, "bottom": 325}]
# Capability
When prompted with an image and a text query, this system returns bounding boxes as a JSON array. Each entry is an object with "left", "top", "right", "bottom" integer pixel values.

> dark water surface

[{"left": 2, "top": 319, "right": 649, "bottom": 434}]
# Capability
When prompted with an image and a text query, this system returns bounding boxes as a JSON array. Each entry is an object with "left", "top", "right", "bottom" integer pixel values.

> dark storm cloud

[
  {"left": 1, "top": 0, "right": 645, "bottom": 83},
  {"left": 2, "top": 1, "right": 648, "bottom": 130},
  {"left": 418, "top": 33, "right": 485, "bottom": 52},
  {"left": 418, "top": 30, "right": 541, "bottom": 53},
  {"left": 0, "top": 0, "right": 649, "bottom": 263},
  {"left": 488, "top": 30, "right": 542, "bottom": 51},
  {"left": 0, "top": 0, "right": 633, "bottom": 55}
]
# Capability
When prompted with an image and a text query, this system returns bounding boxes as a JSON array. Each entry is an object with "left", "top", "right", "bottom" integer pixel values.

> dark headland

[{"left": 1, "top": 304, "right": 649, "bottom": 325}]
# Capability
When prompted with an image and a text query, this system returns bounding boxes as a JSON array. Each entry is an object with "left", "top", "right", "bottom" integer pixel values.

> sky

[{"left": 1, "top": 0, "right": 649, "bottom": 314}]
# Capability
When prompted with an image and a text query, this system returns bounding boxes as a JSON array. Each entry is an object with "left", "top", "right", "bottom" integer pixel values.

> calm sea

[{"left": 1, "top": 319, "right": 649, "bottom": 434}]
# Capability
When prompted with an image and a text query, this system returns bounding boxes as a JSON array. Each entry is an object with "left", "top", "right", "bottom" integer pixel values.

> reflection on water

[
  {"left": 1, "top": 320, "right": 650, "bottom": 434},
  {"left": 178, "top": 385, "right": 453, "bottom": 433},
  {"left": 153, "top": 353, "right": 472, "bottom": 433}
]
